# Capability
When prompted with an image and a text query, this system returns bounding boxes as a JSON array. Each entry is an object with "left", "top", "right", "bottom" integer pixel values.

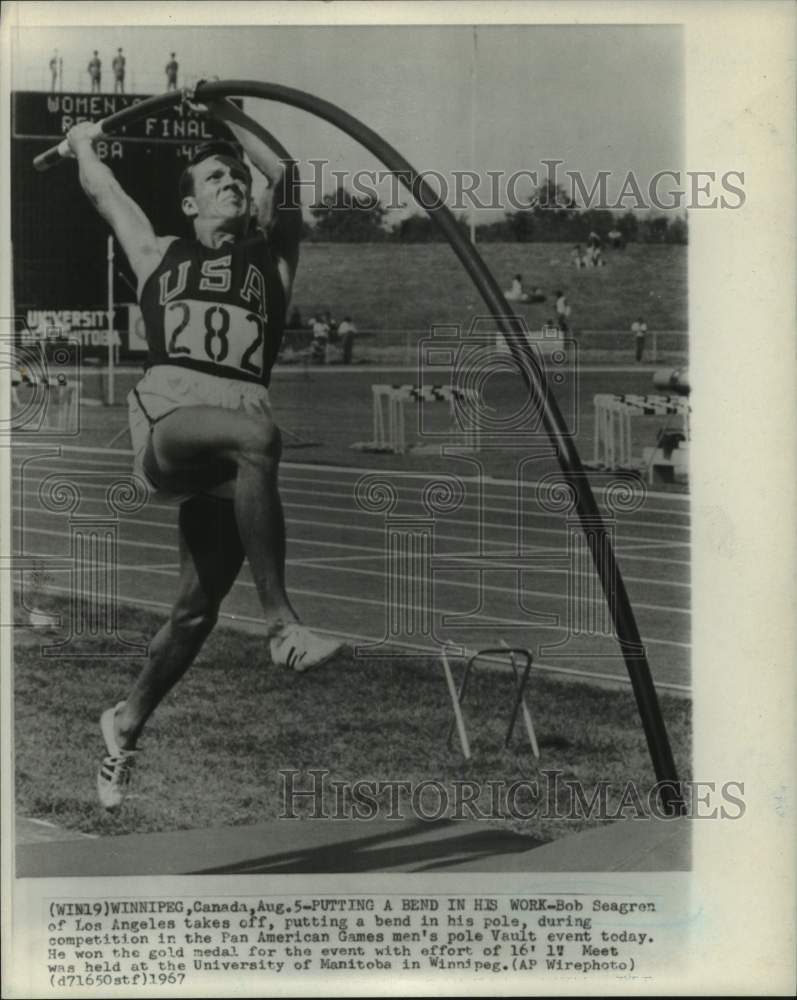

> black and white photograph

[{"left": 1, "top": 1, "right": 794, "bottom": 996}]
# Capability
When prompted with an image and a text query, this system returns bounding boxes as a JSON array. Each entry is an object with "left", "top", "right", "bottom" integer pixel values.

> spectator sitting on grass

[
  {"left": 555, "top": 290, "right": 571, "bottom": 333},
  {"left": 504, "top": 273, "right": 530, "bottom": 303}
]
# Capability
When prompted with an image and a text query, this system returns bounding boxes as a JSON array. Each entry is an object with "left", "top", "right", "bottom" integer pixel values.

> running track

[{"left": 11, "top": 443, "right": 691, "bottom": 693}]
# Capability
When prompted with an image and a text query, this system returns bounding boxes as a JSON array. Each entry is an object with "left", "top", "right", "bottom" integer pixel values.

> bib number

[{"left": 165, "top": 299, "right": 265, "bottom": 377}]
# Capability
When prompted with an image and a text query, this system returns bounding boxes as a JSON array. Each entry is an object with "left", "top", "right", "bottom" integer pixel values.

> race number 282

[{"left": 165, "top": 299, "right": 265, "bottom": 376}]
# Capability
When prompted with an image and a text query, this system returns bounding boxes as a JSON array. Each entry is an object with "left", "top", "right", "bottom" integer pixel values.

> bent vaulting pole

[{"left": 35, "top": 80, "right": 684, "bottom": 815}]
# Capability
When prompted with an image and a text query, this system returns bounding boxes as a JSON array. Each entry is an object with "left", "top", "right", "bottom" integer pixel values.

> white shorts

[{"left": 128, "top": 365, "right": 272, "bottom": 502}]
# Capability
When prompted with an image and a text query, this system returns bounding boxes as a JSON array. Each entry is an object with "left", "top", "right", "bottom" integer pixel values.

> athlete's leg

[
  {"left": 113, "top": 495, "right": 244, "bottom": 750},
  {"left": 143, "top": 404, "right": 299, "bottom": 632}
]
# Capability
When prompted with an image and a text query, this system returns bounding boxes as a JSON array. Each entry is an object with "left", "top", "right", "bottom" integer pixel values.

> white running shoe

[
  {"left": 269, "top": 624, "right": 343, "bottom": 673},
  {"left": 97, "top": 702, "right": 138, "bottom": 811}
]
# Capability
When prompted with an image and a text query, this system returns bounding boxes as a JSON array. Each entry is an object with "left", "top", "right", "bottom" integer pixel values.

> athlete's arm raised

[
  {"left": 66, "top": 122, "right": 172, "bottom": 291},
  {"left": 202, "top": 99, "right": 302, "bottom": 296}
]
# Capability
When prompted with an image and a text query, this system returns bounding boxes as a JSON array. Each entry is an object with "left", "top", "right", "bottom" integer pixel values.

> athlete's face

[{"left": 182, "top": 155, "right": 252, "bottom": 229}]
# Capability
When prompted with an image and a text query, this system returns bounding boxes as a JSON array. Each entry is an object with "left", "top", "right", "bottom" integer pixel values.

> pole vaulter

[{"left": 35, "top": 79, "right": 684, "bottom": 816}]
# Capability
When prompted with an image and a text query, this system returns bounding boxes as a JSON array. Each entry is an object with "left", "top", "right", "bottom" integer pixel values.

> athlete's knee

[
  {"left": 236, "top": 415, "right": 282, "bottom": 468},
  {"left": 170, "top": 600, "right": 218, "bottom": 640}
]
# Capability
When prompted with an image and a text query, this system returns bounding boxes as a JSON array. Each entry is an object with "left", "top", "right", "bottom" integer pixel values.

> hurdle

[
  {"left": 441, "top": 644, "right": 538, "bottom": 761},
  {"left": 11, "top": 369, "right": 77, "bottom": 433},
  {"left": 352, "top": 383, "right": 481, "bottom": 454},
  {"left": 591, "top": 393, "right": 690, "bottom": 473}
]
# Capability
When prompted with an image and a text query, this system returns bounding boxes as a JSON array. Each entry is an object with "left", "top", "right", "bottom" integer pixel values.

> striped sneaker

[
  {"left": 97, "top": 702, "right": 138, "bottom": 811},
  {"left": 269, "top": 624, "right": 343, "bottom": 673}
]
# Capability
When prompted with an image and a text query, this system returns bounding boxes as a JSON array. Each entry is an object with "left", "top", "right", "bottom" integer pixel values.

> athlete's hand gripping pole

[{"left": 33, "top": 121, "right": 106, "bottom": 171}]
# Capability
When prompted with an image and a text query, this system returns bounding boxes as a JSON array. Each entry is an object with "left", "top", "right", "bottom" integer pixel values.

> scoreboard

[
  {"left": 12, "top": 91, "right": 233, "bottom": 143},
  {"left": 11, "top": 91, "right": 239, "bottom": 357}
]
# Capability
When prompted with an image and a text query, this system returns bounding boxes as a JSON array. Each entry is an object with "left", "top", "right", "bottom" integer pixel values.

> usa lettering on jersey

[{"left": 156, "top": 256, "right": 269, "bottom": 377}]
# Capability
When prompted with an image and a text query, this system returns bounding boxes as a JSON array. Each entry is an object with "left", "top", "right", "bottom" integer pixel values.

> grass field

[
  {"left": 15, "top": 601, "right": 692, "bottom": 840},
  {"left": 293, "top": 242, "right": 687, "bottom": 336}
]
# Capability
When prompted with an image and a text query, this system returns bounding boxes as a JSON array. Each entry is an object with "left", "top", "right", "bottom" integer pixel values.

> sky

[{"left": 7, "top": 17, "right": 683, "bottom": 221}]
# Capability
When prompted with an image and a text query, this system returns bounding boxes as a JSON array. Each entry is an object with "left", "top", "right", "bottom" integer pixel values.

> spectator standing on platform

[
  {"left": 631, "top": 316, "right": 648, "bottom": 362},
  {"left": 337, "top": 315, "right": 358, "bottom": 365},
  {"left": 49, "top": 50, "right": 60, "bottom": 92},
  {"left": 555, "top": 290, "right": 571, "bottom": 333},
  {"left": 112, "top": 48, "right": 126, "bottom": 94},
  {"left": 88, "top": 51, "right": 102, "bottom": 93},
  {"left": 165, "top": 53, "right": 179, "bottom": 91}
]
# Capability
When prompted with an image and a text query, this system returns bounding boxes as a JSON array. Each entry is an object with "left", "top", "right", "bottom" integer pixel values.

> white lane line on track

[
  {"left": 13, "top": 455, "right": 692, "bottom": 523},
  {"left": 14, "top": 554, "right": 691, "bottom": 652},
  {"left": 10, "top": 483, "right": 692, "bottom": 565},
  {"left": 125, "top": 559, "right": 688, "bottom": 617},
  {"left": 14, "top": 468, "right": 690, "bottom": 544},
  {"left": 14, "top": 528, "right": 691, "bottom": 636},
  {"left": 284, "top": 489, "right": 691, "bottom": 535},
  {"left": 17, "top": 578, "right": 691, "bottom": 694},
  {"left": 13, "top": 444, "right": 693, "bottom": 504},
  {"left": 13, "top": 498, "right": 692, "bottom": 569},
  {"left": 13, "top": 469, "right": 690, "bottom": 545},
  {"left": 613, "top": 540, "right": 692, "bottom": 553},
  {"left": 9, "top": 528, "right": 692, "bottom": 615},
  {"left": 12, "top": 510, "right": 691, "bottom": 589},
  {"left": 13, "top": 446, "right": 692, "bottom": 495},
  {"left": 65, "top": 362, "right": 675, "bottom": 376},
  {"left": 270, "top": 363, "right": 675, "bottom": 374},
  {"left": 14, "top": 479, "right": 691, "bottom": 550},
  {"left": 132, "top": 554, "right": 690, "bottom": 618},
  {"left": 290, "top": 553, "right": 386, "bottom": 565}
]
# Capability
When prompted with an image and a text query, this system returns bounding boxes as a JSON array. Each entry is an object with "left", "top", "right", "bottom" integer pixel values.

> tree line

[{"left": 305, "top": 181, "right": 688, "bottom": 244}]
